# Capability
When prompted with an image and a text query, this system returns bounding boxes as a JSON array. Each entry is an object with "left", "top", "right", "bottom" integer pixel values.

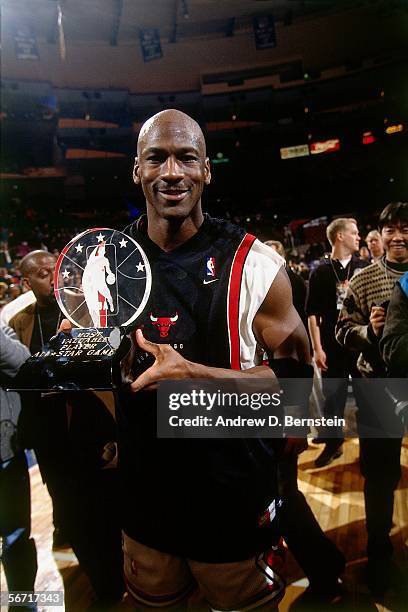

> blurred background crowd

[{"left": 0, "top": 213, "right": 385, "bottom": 311}]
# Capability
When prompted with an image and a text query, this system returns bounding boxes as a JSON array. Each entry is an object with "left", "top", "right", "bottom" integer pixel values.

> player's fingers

[
  {"left": 134, "top": 329, "right": 161, "bottom": 356},
  {"left": 143, "top": 382, "right": 158, "bottom": 391},
  {"left": 130, "top": 366, "right": 157, "bottom": 393}
]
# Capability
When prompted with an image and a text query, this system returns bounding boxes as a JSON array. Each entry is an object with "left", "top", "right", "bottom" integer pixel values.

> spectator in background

[
  {"left": 306, "top": 218, "right": 367, "bottom": 467},
  {"left": 7, "top": 284, "right": 22, "bottom": 302},
  {"left": 0, "top": 267, "right": 11, "bottom": 285},
  {"left": 0, "top": 282, "right": 9, "bottom": 308},
  {"left": 16, "top": 241, "right": 30, "bottom": 259},
  {"left": 8, "top": 250, "right": 125, "bottom": 605},
  {"left": 8, "top": 251, "right": 67, "bottom": 548},
  {"left": 359, "top": 245, "right": 371, "bottom": 262},
  {"left": 336, "top": 202, "right": 408, "bottom": 597},
  {"left": 0, "top": 241, "right": 12, "bottom": 269},
  {"left": 366, "top": 230, "right": 384, "bottom": 262},
  {"left": 298, "top": 261, "right": 310, "bottom": 283},
  {"left": 381, "top": 272, "right": 408, "bottom": 431},
  {"left": 0, "top": 326, "right": 37, "bottom": 610},
  {"left": 381, "top": 271, "right": 408, "bottom": 377}
]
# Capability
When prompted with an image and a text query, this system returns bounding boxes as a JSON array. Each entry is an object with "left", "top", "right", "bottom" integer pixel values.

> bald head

[
  {"left": 134, "top": 108, "right": 211, "bottom": 226},
  {"left": 137, "top": 109, "right": 206, "bottom": 157},
  {"left": 20, "top": 250, "right": 55, "bottom": 276},
  {"left": 20, "top": 250, "right": 57, "bottom": 306}
]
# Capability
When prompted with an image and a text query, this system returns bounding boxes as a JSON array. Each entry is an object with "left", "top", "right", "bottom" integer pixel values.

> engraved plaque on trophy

[{"left": 11, "top": 228, "right": 152, "bottom": 391}]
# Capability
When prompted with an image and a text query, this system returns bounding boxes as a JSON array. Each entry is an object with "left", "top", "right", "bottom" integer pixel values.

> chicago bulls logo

[{"left": 150, "top": 312, "right": 178, "bottom": 338}]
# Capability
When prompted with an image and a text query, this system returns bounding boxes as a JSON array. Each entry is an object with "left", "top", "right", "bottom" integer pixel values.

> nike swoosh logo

[{"left": 203, "top": 278, "right": 219, "bottom": 285}]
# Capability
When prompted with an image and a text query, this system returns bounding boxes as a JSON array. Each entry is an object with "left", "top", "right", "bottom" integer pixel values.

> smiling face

[
  {"left": 381, "top": 222, "right": 408, "bottom": 263},
  {"left": 134, "top": 110, "right": 211, "bottom": 222}
]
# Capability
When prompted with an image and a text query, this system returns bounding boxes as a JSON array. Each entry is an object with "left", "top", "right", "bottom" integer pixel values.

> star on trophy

[{"left": 12, "top": 228, "right": 152, "bottom": 390}]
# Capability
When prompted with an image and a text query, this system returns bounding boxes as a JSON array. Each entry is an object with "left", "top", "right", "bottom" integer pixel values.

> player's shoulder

[
  {"left": 204, "top": 215, "right": 246, "bottom": 243},
  {"left": 248, "top": 238, "right": 285, "bottom": 268}
]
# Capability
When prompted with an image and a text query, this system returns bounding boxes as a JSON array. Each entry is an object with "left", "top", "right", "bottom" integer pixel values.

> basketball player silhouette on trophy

[{"left": 82, "top": 242, "right": 116, "bottom": 327}]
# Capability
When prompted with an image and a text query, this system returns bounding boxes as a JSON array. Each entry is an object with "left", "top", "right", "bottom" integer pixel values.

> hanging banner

[
  {"left": 57, "top": 3, "right": 66, "bottom": 61},
  {"left": 14, "top": 23, "right": 39, "bottom": 60},
  {"left": 253, "top": 15, "right": 276, "bottom": 50},
  {"left": 139, "top": 28, "right": 162, "bottom": 62}
]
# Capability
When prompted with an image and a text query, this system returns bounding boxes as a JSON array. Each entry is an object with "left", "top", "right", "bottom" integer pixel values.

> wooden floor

[{"left": 1, "top": 438, "right": 407, "bottom": 612}]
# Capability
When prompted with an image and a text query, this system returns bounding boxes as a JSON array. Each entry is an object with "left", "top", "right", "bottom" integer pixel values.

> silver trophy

[{"left": 12, "top": 228, "right": 152, "bottom": 390}]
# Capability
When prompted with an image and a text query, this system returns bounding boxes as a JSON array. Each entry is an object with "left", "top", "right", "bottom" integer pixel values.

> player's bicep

[{"left": 253, "top": 267, "right": 302, "bottom": 353}]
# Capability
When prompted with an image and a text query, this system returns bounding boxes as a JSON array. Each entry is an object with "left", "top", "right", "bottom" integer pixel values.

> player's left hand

[
  {"left": 282, "top": 437, "right": 308, "bottom": 456},
  {"left": 130, "top": 329, "right": 192, "bottom": 392}
]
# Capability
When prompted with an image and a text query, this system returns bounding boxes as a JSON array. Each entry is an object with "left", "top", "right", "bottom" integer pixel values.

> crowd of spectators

[
  {"left": 0, "top": 210, "right": 384, "bottom": 312},
  {"left": 0, "top": 213, "right": 382, "bottom": 309}
]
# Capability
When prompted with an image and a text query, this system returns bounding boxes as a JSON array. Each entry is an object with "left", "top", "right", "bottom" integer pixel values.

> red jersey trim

[{"left": 227, "top": 233, "right": 256, "bottom": 370}]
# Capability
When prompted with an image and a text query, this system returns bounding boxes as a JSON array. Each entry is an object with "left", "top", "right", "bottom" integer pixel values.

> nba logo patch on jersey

[{"left": 206, "top": 256, "right": 216, "bottom": 277}]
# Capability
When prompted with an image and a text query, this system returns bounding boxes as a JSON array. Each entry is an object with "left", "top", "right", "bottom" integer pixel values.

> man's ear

[
  {"left": 22, "top": 277, "right": 31, "bottom": 292},
  {"left": 133, "top": 157, "right": 140, "bottom": 185},
  {"left": 204, "top": 158, "right": 211, "bottom": 185}
]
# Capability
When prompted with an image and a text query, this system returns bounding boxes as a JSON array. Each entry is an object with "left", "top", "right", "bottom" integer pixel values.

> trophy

[{"left": 12, "top": 228, "right": 152, "bottom": 391}]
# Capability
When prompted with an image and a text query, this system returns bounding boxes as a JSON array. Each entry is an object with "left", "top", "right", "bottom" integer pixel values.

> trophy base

[{"left": 9, "top": 327, "right": 132, "bottom": 391}]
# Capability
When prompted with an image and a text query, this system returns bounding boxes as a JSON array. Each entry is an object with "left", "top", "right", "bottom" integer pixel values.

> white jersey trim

[{"left": 239, "top": 240, "right": 284, "bottom": 370}]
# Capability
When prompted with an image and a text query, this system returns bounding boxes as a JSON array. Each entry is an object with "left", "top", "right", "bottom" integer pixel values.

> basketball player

[{"left": 117, "top": 109, "right": 313, "bottom": 610}]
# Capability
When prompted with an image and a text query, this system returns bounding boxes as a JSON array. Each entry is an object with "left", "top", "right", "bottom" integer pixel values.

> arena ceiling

[{"left": 1, "top": 0, "right": 390, "bottom": 45}]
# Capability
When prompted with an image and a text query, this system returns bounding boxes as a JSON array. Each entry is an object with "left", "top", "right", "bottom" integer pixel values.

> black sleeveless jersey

[{"left": 117, "top": 214, "right": 284, "bottom": 562}]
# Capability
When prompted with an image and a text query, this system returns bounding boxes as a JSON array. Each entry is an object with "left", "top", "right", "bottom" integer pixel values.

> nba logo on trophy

[{"left": 82, "top": 242, "right": 117, "bottom": 327}]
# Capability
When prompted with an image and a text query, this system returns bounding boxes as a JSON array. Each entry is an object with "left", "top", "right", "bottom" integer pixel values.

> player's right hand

[{"left": 130, "top": 329, "right": 192, "bottom": 392}]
